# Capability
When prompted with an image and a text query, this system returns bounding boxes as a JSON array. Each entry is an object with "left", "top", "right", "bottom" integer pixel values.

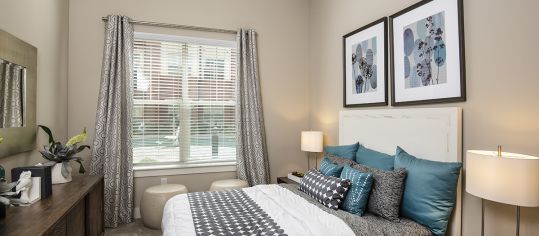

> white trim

[
  {"left": 134, "top": 32, "right": 236, "bottom": 48},
  {"left": 134, "top": 161, "right": 236, "bottom": 178}
]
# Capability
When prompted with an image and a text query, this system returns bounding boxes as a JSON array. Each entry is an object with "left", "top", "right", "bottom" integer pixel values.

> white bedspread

[{"left": 162, "top": 184, "right": 355, "bottom": 236}]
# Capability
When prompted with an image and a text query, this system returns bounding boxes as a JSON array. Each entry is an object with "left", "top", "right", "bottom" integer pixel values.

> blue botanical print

[
  {"left": 403, "top": 11, "right": 447, "bottom": 88},
  {"left": 352, "top": 37, "right": 378, "bottom": 94}
]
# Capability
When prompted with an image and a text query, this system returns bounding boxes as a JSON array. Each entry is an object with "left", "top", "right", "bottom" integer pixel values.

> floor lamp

[
  {"left": 301, "top": 131, "right": 323, "bottom": 170},
  {"left": 466, "top": 147, "right": 539, "bottom": 236}
]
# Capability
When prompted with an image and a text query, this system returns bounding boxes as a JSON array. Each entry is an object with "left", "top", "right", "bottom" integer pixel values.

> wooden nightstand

[{"left": 277, "top": 177, "right": 299, "bottom": 185}]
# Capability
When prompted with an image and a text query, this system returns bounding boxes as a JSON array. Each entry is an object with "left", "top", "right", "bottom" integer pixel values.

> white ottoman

[
  {"left": 141, "top": 184, "right": 188, "bottom": 229},
  {"left": 209, "top": 179, "right": 249, "bottom": 191}
]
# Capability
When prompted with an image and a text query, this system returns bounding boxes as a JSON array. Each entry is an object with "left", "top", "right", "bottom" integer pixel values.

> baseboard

[{"left": 134, "top": 207, "right": 141, "bottom": 219}]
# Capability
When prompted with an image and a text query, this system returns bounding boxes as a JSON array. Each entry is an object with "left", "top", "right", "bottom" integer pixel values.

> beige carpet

[{"left": 105, "top": 220, "right": 162, "bottom": 236}]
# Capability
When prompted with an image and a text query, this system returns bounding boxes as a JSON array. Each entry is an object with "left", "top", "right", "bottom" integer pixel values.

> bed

[{"left": 162, "top": 107, "right": 462, "bottom": 236}]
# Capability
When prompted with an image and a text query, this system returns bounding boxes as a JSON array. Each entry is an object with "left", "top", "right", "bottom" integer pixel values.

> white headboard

[{"left": 339, "top": 107, "right": 462, "bottom": 236}]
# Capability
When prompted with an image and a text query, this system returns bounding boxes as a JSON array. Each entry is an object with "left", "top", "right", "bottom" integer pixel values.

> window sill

[{"left": 133, "top": 161, "right": 236, "bottom": 178}]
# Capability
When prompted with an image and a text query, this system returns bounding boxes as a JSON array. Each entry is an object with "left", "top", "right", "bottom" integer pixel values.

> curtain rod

[{"left": 101, "top": 17, "right": 238, "bottom": 35}]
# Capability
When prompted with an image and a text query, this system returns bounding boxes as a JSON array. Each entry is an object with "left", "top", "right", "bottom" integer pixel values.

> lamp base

[
  {"left": 482, "top": 199, "right": 521, "bottom": 236},
  {"left": 516, "top": 206, "right": 520, "bottom": 236},
  {"left": 481, "top": 198, "right": 485, "bottom": 236}
]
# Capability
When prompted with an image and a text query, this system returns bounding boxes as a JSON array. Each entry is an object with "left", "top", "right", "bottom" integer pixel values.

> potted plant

[{"left": 38, "top": 125, "right": 90, "bottom": 184}]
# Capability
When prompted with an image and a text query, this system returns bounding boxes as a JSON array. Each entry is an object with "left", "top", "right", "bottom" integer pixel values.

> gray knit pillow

[
  {"left": 325, "top": 153, "right": 357, "bottom": 166},
  {"left": 352, "top": 163, "right": 407, "bottom": 222}
]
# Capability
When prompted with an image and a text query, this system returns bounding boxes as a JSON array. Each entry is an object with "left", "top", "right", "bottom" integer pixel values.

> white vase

[{"left": 51, "top": 163, "right": 72, "bottom": 184}]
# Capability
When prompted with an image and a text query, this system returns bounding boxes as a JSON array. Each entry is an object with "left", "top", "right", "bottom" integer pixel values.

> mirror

[
  {"left": 0, "top": 29, "right": 37, "bottom": 158},
  {"left": 0, "top": 58, "right": 26, "bottom": 128}
]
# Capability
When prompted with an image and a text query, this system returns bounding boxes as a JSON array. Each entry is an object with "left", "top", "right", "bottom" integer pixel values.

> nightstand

[{"left": 277, "top": 177, "right": 299, "bottom": 185}]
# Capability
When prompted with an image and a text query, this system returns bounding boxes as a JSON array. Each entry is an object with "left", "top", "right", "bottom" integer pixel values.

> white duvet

[{"left": 162, "top": 184, "right": 355, "bottom": 236}]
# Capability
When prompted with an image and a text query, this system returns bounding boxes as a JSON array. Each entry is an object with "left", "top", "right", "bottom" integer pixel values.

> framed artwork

[
  {"left": 343, "top": 17, "right": 388, "bottom": 107},
  {"left": 390, "top": 0, "right": 465, "bottom": 106}
]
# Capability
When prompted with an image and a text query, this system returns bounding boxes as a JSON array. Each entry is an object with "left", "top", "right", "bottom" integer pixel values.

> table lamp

[
  {"left": 301, "top": 131, "right": 323, "bottom": 169},
  {"left": 466, "top": 146, "right": 539, "bottom": 236}
]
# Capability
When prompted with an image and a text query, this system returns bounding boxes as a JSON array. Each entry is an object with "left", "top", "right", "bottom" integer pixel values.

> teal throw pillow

[
  {"left": 395, "top": 146, "right": 462, "bottom": 236},
  {"left": 340, "top": 165, "right": 373, "bottom": 215},
  {"left": 355, "top": 144, "right": 394, "bottom": 170},
  {"left": 323, "top": 143, "right": 359, "bottom": 160},
  {"left": 319, "top": 157, "right": 344, "bottom": 177}
]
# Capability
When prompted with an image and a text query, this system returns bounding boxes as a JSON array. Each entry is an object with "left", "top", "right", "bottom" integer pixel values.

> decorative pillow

[
  {"left": 395, "top": 147, "right": 462, "bottom": 236},
  {"left": 323, "top": 143, "right": 359, "bottom": 160},
  {"left": 298, "top": 170, "right": 351, "bottom": 210},
  {"left": 339, "top": 166, "right": 373, "bottom": 215},
  {"left": 319, "top": 157, "right": 345, "bottom": 177},
  {"left": 352, "top": 163, "right": 406, "bottom": 221},
  {"left": 355, "top": 144, "right": 395, "bottom": 170},
  {"left": 325, "top": 153, "right": 357, "bottom": 166}
]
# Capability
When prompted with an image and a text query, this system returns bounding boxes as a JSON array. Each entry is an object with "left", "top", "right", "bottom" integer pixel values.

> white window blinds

[{"left": 132, "top": 33, "right": 237, "bottom": 165}]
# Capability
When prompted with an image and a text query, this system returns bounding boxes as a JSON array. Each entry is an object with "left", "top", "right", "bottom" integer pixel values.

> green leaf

[
  {"left": 75, "top": 159, "right": 86, "bottom": 174},
  {"left": 66, "top": 127, "right": 87, "bottom": 147},
  {"left": 77, "top": 145, "right": 91, "bottom": 153},
  {"left": 61, "top": 162, "right": 70, "bottom": 178},
  {"left": 64, "top": 145, "right": 78, "bottom": 158},
  {"left": 38, "top": 125, "right": 55, "bottom": 144},
  {"left": 39, "top": 150, "right": 57, "bottom": 162}
]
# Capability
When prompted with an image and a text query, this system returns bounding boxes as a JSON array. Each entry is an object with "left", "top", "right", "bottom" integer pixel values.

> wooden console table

[{"left": 0, "top": 175, "right": 104, "bottom": 236}]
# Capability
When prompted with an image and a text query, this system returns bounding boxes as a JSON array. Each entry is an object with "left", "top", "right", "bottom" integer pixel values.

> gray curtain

[
  {"left": 235, "top": 29, "right": 270, "bottom": 186},
  {"left": 89, "top": 15, "right": 134, "bottom": 228},
  {"left": 0, "top": 59, "right": 24, "bottom": 128}
]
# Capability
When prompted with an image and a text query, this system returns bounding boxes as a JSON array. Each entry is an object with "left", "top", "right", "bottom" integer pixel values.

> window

[{"left": 132, "top": 33, "right": 237, "bottom": 166}]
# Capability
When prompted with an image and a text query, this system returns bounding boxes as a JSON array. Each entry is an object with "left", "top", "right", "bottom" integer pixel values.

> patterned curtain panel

[
  {"left": 235, "top": 29, "right": 270, "bottom": 186},
  {"left": 0, "top": 60, "right": 24, "bottom": 128},
  {"left": 89, "top": 15, "right": 134, "bottom": 228}
]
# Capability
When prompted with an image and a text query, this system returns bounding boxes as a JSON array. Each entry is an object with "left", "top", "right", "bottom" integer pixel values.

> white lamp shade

[
  {"left": 466, "top": 150, "right": 539, "bottom": 207},
  {"left": 301, "top": 131, "right": 323, "bottom": 152}
]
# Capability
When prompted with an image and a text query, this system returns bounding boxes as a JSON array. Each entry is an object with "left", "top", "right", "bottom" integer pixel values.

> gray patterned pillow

[
  {"left": 352, "top": 163, "right": 407, "bottom": 222},
  {"left": 299, "top": 170, "right": 351, "bottom": 210},
  {"left": 325, "top": 153, "right": 358, "bottom": 166}
]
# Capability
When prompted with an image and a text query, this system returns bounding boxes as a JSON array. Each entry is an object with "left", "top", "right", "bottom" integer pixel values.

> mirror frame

[{"left": 0, "top": 29, "right": 37, "bottom": 158}]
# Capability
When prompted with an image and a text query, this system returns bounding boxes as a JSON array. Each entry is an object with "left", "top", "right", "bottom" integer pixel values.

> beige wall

[
  {"left": 309, "top": 0, "right": 539, "bottom": 235},
  {"left": 0, "top": 0, "right": 69, "bottom": 180},
  {"left": 3, "top": 1, "right": 535, "bottom": 234},
  {"left": 68, "top": 0, "right": 311, "bottom": 210}
]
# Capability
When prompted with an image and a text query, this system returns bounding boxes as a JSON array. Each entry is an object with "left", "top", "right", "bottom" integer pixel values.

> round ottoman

[
  {"left": 209, "top": 179, "right": 249, "bottom": 191},
  {"left": 141, "top": 184, "right": 188, "bottom": 229}
]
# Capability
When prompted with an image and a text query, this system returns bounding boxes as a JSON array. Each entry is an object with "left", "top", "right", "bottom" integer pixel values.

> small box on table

[{"left": 11, "top": 165, "right": 52, "bottom": 199}]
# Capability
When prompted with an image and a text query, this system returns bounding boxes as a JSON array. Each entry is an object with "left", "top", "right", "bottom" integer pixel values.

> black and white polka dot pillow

[{"left": 299, "top": 170, "right": 351, "bottom": 210}]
